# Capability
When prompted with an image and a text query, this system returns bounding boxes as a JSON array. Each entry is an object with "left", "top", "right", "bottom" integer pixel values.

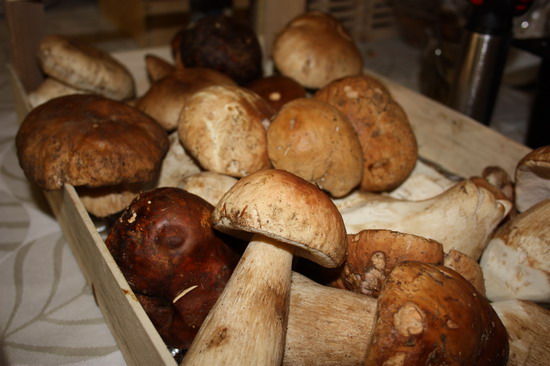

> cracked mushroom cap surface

[
  {"left": 37, "top": 34, "right": 135, "bottom": 101},
  {"left": 16, "top": 94, "right": 169, "bottom": 191},
  {"left": 267, "top": 98, "right": 364, "bottom": 198},
  {"left": 272, "top": 11, "right": 363, "bottom": 89},
  {"left": 315, "top": 74, "right": 418, "bottom": 192},
  {"left": 178, "top": 84, "right": 273, "bottom": 178},
  {"left": 366, "top": 261, "right": 509, "bottom": 366},
  {"left": 212, "top": 169, "right": 347, "bottom": 268}
]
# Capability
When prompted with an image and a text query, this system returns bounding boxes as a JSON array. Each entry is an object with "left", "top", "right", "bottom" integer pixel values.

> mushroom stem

[
  {"left": 335, "top": 179, "right": 511, "bottom": 260},
  {"left": 181, "top": 236, "right": 293, "bottom": 365},
  {"left": 284, "top": 272, "right": 376, "bottom": 366}
]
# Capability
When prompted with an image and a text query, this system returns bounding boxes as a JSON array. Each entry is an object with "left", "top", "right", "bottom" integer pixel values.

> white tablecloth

[{"left": 0, "top": 111, "right": 126, "bottom": 365}]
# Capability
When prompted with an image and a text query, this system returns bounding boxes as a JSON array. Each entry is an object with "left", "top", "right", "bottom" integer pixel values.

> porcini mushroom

[
  {"left": 15, "top": 94, "right": 168, "bottom": 195},
  {"left": 37, "top": 34, "right": 135, "bottom": 101},
  {"left": 27, "top": 77, "right": 85, "bottom": 108},
  {"left": 267, "top": 98, "right": 364, "bottom": 198},
  {"left": 177, "top": 84, "right": 274, "bottom": 178},
  {"left": 315, "top": 74, "right": 418, "bottom": 192},
  {"left": 272, "top": 11, "right": 363, "bottom": 89},
  {"left": 105, "top": 187, "right": 242, "bottom": 350},
  {"left": 335, "top": 179, "right": 512, "bottom": 260},
  {"left": 286, "top": 262, "right": 509, "bottom": 365},
  {"left": 178, "top": 171, "right": 238, "bottom": 207},
  {"left": 514, "top": 145, "right": 550, "bottom": 212},
  {"left": 480, "top": 198, "right": 550, "bottom": 302},
  {"left": 181, "top": 169, "right": 347, "bottom": 365},
  {"left": 156, "top": 132, "right": 201, "bottom": 189},
  {"left": 331, "top": 229, "right": 444, "bottom": 297},
  {"left": 136, "top": 67, "right": 236, "bottom": 131},
  {"left": 246, "top": 75, "right": 306, "bottom": 112}
]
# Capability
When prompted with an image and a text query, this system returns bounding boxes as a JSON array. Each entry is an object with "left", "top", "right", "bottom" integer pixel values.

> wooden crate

[{"left": 6, "top": 2, "right": 532, "bottom": 366}]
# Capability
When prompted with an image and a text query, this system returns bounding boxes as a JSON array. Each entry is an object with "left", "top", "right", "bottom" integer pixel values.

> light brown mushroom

[
  {"left": 491, "top": 299, "right": 550, "bottom": 366},
  {"left": 272, "top": 11, "right": 363, "bottom": 89},
  {"left": 144, "top": 53, "right": 176, "bottom": 83},
  {"left": 15, "top": 94, "right": 168, "bottom": 217},
  {"left": 286, "top": 262, "right": 509, "bottom": 365},
  {"left": 37, "top": 34, "right": 135, "bottom": 101},
  {"left": 315, "top": 74, "right": 418, "bottom": 192},
  {"left": 444, "top": 249, "right": 486, "bottom": 295},
  {"left": 178, "top": 171, "right": 238, "bottom": 207},
  {"left": 27, "top": 77, "right": 85, "bottom": 108},
  {"left": 514, "top": 145, "right": 550, "bottom": 212},
  {"left": 267, "top": 98, "right": 364, "bottom": 198},
  {"left": 156, "top": 131, "right": 201, "bottom": 189},
  {"left": 331, "top": 229, "right": 444, "bottom": 297},
  {"left": 480, "top": 198, "right": 550, "bottom": 302},
  {"left": 335, "top": 179, "right": 512, "bottom": 260},
  {"left": 136, "top": 67, "right": 236, "bottom": 131},
  {"left": 177, "top": 84, "right": 274, "bottom": 178},
  {"left": 181, "top": 169, "right": 347, "bottom": 365}
]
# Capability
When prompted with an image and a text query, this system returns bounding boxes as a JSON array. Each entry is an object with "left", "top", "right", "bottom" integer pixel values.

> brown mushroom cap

[
  {"left": 315, "top": 74, "right": 418, "bottom": 192},
  {"left": 176, "top": 15, "right": 263, "bottom": 85},
  {"left": 136, "top": 68, "right": 236, "bottom": 131},
  {"left": 366, "top": 261, "right": 509, "bottom": 365},
  {"left": 37, "top": 34, "right": 135, "bottom": 101},
  {"left": 16, "top": 94, "right": 169, "bottom": 190},
  {"left": 246, "top": 75, "right": 307, "bottom": 112},
  {"left": 105, "top": 187, "right": 242, "bottom": 349},
  {"left": 514, "top": 145, "right": 550, "bottom": 212},
  {"left": 335, "top": 229, "right": 444, "bottom": 296},
  {"left": 177, "top": 84, "right": 273, "bottom": 178},
  {"left": 144, "top": 53, "right": 176, "bottom": 83},
  {"left": 212, "top": 169, "right": 347, "bottom": 267},
  {"left": 444, "top": 249, "right": 486, "bottom": 295},
  {"left": 272, "top": 11, "right": 363, "bottom": 89},
  {"left": 267, "top": 98, "right": 363, "bottom": 197}
]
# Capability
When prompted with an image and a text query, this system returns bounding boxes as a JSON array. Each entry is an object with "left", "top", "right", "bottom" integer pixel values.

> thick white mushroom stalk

[{"left": 334, "top": 179, "right": 512, "bottom": 260}]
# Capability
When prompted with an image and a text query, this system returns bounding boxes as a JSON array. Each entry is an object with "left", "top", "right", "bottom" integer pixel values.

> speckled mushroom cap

[
  {"left": 136, "top": 67, "right": 236, "bottom": 131},
  {"left": 177, "top": 84, "right": 274, "bottom": 178},
  {"left": 272, "top": 11, "right": 363, "bottom": 89},
  {"left": 246, "top": 75, "right": 306, "bottom": 112},
  {"left": 315, "top": 74, "right": 418, "bottom": 192},
  {"left": 366, "top": 261, "right": 509, "bottom": 366},
  {"left": 16, "top": 94, "right": 169, "bottom": 191},
  {"left": 267, "top": 98, "right": 363, "bottom": 198},
  {"left": 212, "top": 169, "right": 347, "bottom": 268},
  {"left": 37, "top": 34, "right": 135, "bottom": 101}
]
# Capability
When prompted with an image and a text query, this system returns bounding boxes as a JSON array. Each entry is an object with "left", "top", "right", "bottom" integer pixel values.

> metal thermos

[{"left": 448, "top": 0, "right": 534, "bottom": 125}]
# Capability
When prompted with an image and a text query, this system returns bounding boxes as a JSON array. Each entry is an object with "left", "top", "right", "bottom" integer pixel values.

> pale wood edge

[
  {"left": 370, "top": 71, "right": 532, "bottom": 179},
  {"left": 45, "top": 186, "right": 177, "bottom": 366}
]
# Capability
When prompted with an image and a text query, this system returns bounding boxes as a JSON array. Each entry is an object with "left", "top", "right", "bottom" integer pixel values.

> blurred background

[{"left": 2, "top": 0, "right": 549, "bottom": 145}]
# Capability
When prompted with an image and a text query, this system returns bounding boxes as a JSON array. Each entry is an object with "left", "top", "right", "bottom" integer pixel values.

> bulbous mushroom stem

[
  {"left": 335, "top": 179, "right": 511, "bottom": 260},
  {"left": 181, "top": 236, "right": 293, "bottom": 365}
]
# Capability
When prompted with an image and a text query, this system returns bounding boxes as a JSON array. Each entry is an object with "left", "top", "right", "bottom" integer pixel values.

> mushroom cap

[
  {"left": 77, "top": 181, "right": 152, "bottom": 218},
  {"left": 37, "top": 34, "right": 135, "bottom": 100},
  {"left": 338, "top": 229, "right": 444, "bottom": 296},
  {"left": 105, "top": 187, "right": 241, "bottom": 349},
  {"left": 177, "top": 84, "right": 273, "bottom": 178},
  {"left": 16, "top": 94, "right": 169, "bottom": 190},
  {"left": 136, "top": 68, "right": 236, "bottom": 131},
  {"left": 246, "top": 75, "right": 307, "bottom": 112},
  {"left": 444, "top": 249, "right": 486, "bottom": 295},
  {"left": 272, "top": 11, "right": 363, "bottom": 89},
  {"left": 144, "top": 53, "right": 176, "bottom": 83},
  {"left": 315, "top": 74, "right": 418, "bottom": 192},
  {"left": 179, "top": 171, "right": 238, "bottom": 207},
  {"left": 515, "top": 145, "right": 550, "bottom": 212},
  {"left": 366, "top": 261, "right": 509, "bottom": 366},
  {"left": 267, "top": 98, "right": 364, "bottom": 197},
  {"left": 212, "top": 169, "right": 347, "bottom": 268},
  {"left": 176, "top": 15, "right": 263, "bottom": 85}
]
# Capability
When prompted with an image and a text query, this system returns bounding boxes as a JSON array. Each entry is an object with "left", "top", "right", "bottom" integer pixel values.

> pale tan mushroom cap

[
  {"left": 515, "top": 145, "right": 550, "bottom": 212},
  {"left": 178, "top": 85, "right": 273, "bottom": 177},
  {"left": 37, "top": 34, "right": 135, "bottom": 101},
  {"left": 212, "top": 169, "right": 347, "bottom": 268},
  {"left": 273, "top": 11, "right": 363, "bottom": 89},
  {"left": 28, "top": 78, "right": 85, "bottom": 108},
  {"left": 267, "top": 98, "right": 363, "bottom": 198}
]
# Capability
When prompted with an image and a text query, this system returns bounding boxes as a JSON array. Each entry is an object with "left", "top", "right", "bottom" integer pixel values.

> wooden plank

[
  {"left": 378, "top": 74, "right": 532, "bottom": 178},
  {"left": 4, "top": 0, "right": 46, "bottom": 92},
  {"left": 45, "top": 186, "right": 177, "bottom": 366}
]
